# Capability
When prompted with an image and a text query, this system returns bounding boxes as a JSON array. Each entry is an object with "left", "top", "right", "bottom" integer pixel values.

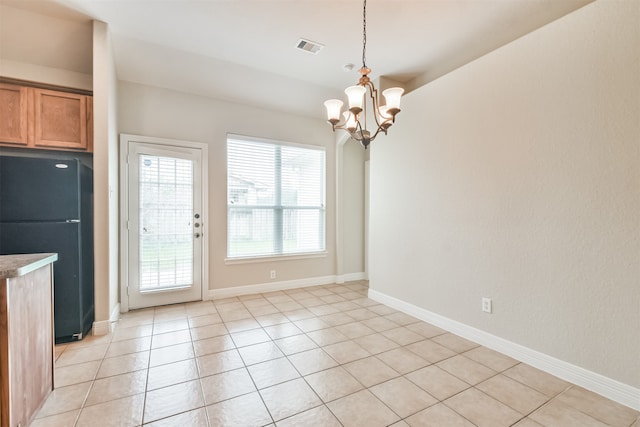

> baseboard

[
  {"left": 92, "top": 303, "right": 120, "bottom": 336},
  {"left": 92, "top": 320, "right": 111, "bottom": 336},
  {"left": 208, "top": 275, "right": 339, "bottom": 299},
  {"left": 368, "top": 289, "right": 640, "bottom": 411},
  {"left": 110, "top": 303, "right": 121, "bottom": 324},
  {"left": 337, "top": 272, "right": 367, "bottom": 283}
]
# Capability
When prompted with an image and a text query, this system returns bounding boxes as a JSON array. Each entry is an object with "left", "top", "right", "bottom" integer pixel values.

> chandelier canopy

[{"left": 324, "top": 0, "right": 404, "bottom": 149}]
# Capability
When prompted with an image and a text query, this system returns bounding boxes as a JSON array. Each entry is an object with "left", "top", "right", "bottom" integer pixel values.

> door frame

[{"left": 119, "top": 133, "right": 209, "bottom": 313}]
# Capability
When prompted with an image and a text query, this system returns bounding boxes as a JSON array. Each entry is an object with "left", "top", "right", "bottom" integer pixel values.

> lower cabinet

[{"left": 0, "top": 264, "right": 55, "bottom": 427}]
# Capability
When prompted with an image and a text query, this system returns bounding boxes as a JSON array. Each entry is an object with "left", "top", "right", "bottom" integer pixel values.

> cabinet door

[
  {"left": 34, "top": 89, "right": 87, "bottom": 150},
  {"left": 0, "top": 83, "right": 29, "bottom": 145}
]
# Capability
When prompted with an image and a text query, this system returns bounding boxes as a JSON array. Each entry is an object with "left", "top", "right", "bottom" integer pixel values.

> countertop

[{"left": 0, "top": 253, "right": 58, "bottom": 279}]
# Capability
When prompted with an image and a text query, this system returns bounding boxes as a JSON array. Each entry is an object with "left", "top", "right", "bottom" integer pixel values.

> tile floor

[{"left": 33, "top": 281, "right": 638, "bottom": 427}]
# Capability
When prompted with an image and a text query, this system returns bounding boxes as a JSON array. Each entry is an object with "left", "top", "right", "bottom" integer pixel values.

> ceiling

[{"left": 0, "top": 0, "right": 594, "bottom": 119}]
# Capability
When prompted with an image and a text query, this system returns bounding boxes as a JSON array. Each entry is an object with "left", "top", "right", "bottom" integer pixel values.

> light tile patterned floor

[{"left": 33, "top": 281, "right": 639, "bottom": 427}]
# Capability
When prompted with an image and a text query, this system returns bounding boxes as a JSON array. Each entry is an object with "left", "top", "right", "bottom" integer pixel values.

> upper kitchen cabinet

[
  {"left": 34, "top": 89, "right": 88, "bottom": 151},
  {"left": 0, "top": 83, "right": 93, "bottom": 153},
  {"left": 0, "top": 83, "right": 29, "bottom": 146}
]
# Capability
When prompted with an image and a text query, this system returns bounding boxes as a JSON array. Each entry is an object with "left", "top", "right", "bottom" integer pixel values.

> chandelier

[{"left": 324, "top": 0, "right": 404, "bottom": 149}]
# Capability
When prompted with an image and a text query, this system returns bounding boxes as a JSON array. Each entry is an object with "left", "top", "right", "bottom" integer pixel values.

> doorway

[{"left": 120, "top": 134, "right": 208, "bottom": 310}]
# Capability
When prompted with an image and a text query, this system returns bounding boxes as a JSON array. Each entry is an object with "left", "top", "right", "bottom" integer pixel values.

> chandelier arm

[
  {"left": 369, "top": 124, "right": 386, "bottom": 142},
  {"left": 362, "top": 89, "right": 368, "bottom": 132},
  {"left": 331, "top": 119, "right": 349, "bottom": 130},
  {"left": 330, "top": 116, "right": 364, "bottom": 141},
  {"left": 353, "top": 117, "right": 364, "bottom": 141},
  {"left": 365, "top": 81, "right": 385, "bottom": 129}
]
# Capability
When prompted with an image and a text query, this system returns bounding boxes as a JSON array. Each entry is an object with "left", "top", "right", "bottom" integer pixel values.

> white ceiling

[{"left": 1, "top": 0, "right": 594, "bottom": 119}]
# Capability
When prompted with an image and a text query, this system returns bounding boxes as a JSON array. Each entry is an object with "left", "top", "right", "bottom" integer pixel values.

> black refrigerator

[{"left": 0, "top": 155, "right": 94, "bottom": 343}]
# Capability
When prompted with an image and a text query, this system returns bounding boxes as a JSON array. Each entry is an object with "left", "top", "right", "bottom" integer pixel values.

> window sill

[{"left": 224, "top": 251, "right": 328, "bottom": 265}]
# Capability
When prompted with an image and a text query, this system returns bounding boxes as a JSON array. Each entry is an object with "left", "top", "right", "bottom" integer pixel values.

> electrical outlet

[
  {"left": 270, "top": 270, "right": 277, "bottom": 279},
  {"left": 482, "top": 297, "right": 492, "bottom": 313}
]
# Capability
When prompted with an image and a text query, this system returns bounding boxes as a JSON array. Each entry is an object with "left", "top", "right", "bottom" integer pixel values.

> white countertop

[{"left": 0, "top": 253, "right": 58, "bottom": 279}]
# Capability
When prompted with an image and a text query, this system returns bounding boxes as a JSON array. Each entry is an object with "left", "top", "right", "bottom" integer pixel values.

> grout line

[{"left": 46, "top": 281, "right": 633, "bottom": 426}]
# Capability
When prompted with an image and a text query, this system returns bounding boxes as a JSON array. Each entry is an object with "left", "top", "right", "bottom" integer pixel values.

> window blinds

[
  {"left": 227, "top": 136, "right": 326, "bottom": 258},
  {"left": 139, "top": 154, "right": 194, "bottom": 289}
]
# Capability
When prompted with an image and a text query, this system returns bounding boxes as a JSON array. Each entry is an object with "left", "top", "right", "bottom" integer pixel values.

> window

[
  {"left": 227, "top": 135, "right": 326, "bottom": 258},
  {"left": 139, "top": 154, "right": 194, "bottom": 289}
]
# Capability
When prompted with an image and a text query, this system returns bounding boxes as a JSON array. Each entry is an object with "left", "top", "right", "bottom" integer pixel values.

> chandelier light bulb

[
  {"left": 343, "top": 111, "right": 357, "bottom": 132},
  {"left": 378, "top": 106, "right": 393, "bottom": 131},
  {"left": 382, "top": 87, "right": 404, "bottom": 113},
  {"left": 324, "top": 99, "right": 344, "bottom": 124},
  {"left": 345, "top": 85, "right": 366, "bottom": 114}
]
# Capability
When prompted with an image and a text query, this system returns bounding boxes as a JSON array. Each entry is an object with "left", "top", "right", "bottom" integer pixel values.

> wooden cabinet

[
  {"left": 0, "top": 83, "right": 93, "bottom": 153},
  {"left": 34, "top": 89, "right": 88, "bottom": 151},
  {"left": 0, "top": 84, "right": 29, "bottom": 146}
]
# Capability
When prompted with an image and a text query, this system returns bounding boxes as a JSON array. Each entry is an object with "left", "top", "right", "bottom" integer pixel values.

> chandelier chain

[{"left": 362, "top": 0, "right": 367, "bottom": 69}]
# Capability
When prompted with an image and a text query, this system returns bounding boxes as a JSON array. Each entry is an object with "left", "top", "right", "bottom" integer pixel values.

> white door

[{"left": 124, "top": 140, "right": 204, "bottom": 309}]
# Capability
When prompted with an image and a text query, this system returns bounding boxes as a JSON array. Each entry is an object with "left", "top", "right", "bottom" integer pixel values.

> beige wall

[
  {"left": 93, "top": 21, "right": 119, "bottom": 323},
  {"left": 0, "top": 59, "right": 92, "bottom": 91},
  {"left": 342, "top": 139, "right": 366, "bottom": 275},
  {"left": 118, "top": 81, "right": 341, "bottom": 291},
  {"left": 0, "top": 4, "right": 92, "bottom": 90},
  {"left": 369, "top": 0, "right": 639, "bottom": 389}
]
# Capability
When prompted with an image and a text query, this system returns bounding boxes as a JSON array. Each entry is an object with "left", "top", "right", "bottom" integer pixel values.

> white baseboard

[
  {"left": 110, "top": 303, "right": 121, "bottom": 324},
  {"left": 338, "top": 272, "right": 367, "bottom": 283},
  {"left": 368, "top": 289, "right": 640, "bottom": 411},
  {"left": 208, "top": 275, "right": 339, "bottom": 299},
  {"left": 92, "top": 320, "right": 111, "bottom": 336},
  {"left": 92, "top": 303, "right": 120, "bottom": 336}
]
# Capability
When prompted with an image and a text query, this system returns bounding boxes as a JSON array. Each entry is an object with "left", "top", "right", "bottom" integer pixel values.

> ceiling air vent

[{"left": 296, "top": 38, "right": 324, "bottom": 55}]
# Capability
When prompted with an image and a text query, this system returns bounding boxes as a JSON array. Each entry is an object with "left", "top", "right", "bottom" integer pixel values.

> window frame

[{"left": 225, "top": 134, "right": 327, "bottom": 262}]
